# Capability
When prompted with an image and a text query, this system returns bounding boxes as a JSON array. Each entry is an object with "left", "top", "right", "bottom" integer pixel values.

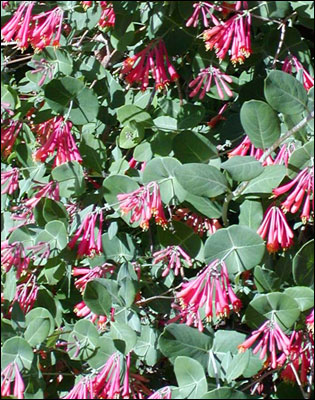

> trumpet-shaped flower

[
  {"left": 283, "top": 55, "right": 314, "bottom": 91},
  {"left": 186, "top": 2, "right": 222, "bottom": 28},
  {"left": 1, "top": 168, "right": 19, "bottom": 195},
  {"left": 117, "top": 182, "right": 168, "bottom": 231},
  {"left": 189, "top": 66, "right": 233, "bottom": 100},
  {"left": 257, "top": 204, "right": 294, "bottom": 253},
  {"left": 173, "top": 208, "right": 221, "bottom": 237},
  {"left": 1, "top": 362, "right": 25, "bottom": 399},
  {"left": 153, "top": 245, "right": 192, "bottom": 277}
]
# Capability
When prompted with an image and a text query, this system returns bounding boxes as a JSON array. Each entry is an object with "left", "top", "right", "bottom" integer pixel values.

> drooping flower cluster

[
  {"left": 238, "top": 320, "right": 291, "bottom": 368},
  {"left": 173, "top": 208, "right": 221, "bottom": 237},
  {"left": 1, "top": 2, "right": 64, "bottom": 52},
  {"left": 68, "top": 210, "right": 104, "bottom": 258},
  {"left": 189, "top": 66, "right": 233, "bottom": 100},
  {"left": 278, "top": 330, "right": 313, "bottom": 385},
  {"left": 1, "top": 168, "right": 19, "bottom": 195},
  {"left": 1, "top": 240, "right": 30, "bottom": 278},
  {"left": 30, "top": 58, "right": 55, "bottom": 86},
  {"left": 203, "top": 7, "right": 252, "bottom": 65},
  {"left": 7, "top": 275, "right": 39, "bottom": 315},
  {"left": 99, "top": 1, "right": 116, "bottom": 29},
  {"left": 257, "top": 204, "right": 294, "bottom": 253},
  {"left": 173, "top": 259, "right": 242, "bottom": 331},
  {"left": 273, "top": 167, "right": 314, "bottom": 224},
  {"left": 73, "top": 264, "right": 115, "bottom": 292},
  {"left": 186, "top": 2, "right": 222, "bottom": 28},
  {"left": 74, "top": 301, "right": 114, "bottom": 330},
  {"left": 153, "top": 245, "right": 192, "bottom": 277},
  {"left": 1, "top": 120, "right": 22, "bottom": 158},
  {"left": 283, "top": 55, "right": 314, "bottom": 91},
  {"left": 228, "top": 136, "right": 295, "bottom": 167},
  {"left": 120, "top": 39, "right": 179, "bottom": 91},
  {"left": 117, "top": 182, "right": 168, "bottom": 231},
  {"left": 1, "top": 362, "right": 25, "bottom": 399},
  {"left": 33, "top": 116, "right": 82, "bottom": 167},
  {"left": 63, "top": 353, "right": 131, "bottom": 399}
]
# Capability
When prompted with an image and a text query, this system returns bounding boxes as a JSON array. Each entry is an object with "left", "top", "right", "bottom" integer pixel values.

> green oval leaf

[
  {"left": 221, "top": 156, "right": 264, "bottom": 181},
  {"left": 83, "top": 278, "right": 112, "bottom": 316},
  {"left": 293, "top": 239, "right": 314, "bottom": 288},
  {"left": 174, "top": 356, "right": 208, "bottom": 399},
  {"left": 1, "top": 337, "right": 34, "bottom": 370}
]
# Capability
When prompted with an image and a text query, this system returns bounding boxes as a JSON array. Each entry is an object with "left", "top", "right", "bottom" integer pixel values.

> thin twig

[{"left": 272, "top": 22, "right": 286, "bottom": 68}]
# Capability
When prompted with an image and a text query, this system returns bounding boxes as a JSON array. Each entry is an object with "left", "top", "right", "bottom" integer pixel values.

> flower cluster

[
  {"left": 33, "top": 116, "right": 82, "bottom": 167},
  {"left": 207, "top": 103, "right": 228, "bottom": 128},
  {"left": 173, "top": 208, "right": 221, "bottom": 237},
  {"left": 1, "top": 241, "right": 30, "bottom": 278},
  {"left": 173, "top": 259, "right": 242, "bottom": 331},
  {"left": 283, "top": 55, "right": 314, "bottom": 91},
  {"left": 148, "top": 386, "right": 172, "bottom": 399},
  {"left": 99, "top": 1, "right": 116, "bottom": 29},
  {"left": 120, "top": 39, "right": 179, "bottom": 91},
  {"left": 153, "top": 245, "right": 192, "bottom": 277},
  {"left": 228, "top": 136, "right": 295, "bottom": 167},
  {"left": 189, "top": 66, "right": 233, "bottom": 100},
  {"left": 117, "top": 182, "right": 168, "bottom": 231},
  {"left": 73, "top": 264, "right": 115, "bottom": 292},
  {"left": 203, "top": 8, "right": 251, "bottom": 65},
  {"left": 1, "top": 120, "right": 22, "bottom": 158},
  {"left": 238, "top": 320, "right": 291, "bottom": 368},
  {"left": 68, "top": 210, "right": 104, "bottom": 258},
  {"left": 30, "top": 58, "right": 55, "bottom": 86},
  {"left": 1, "top": 362, "right": 25, "bottom": 399},
  {"left": 186, "top": 2, "right": 222, "bottom": 28},
  {"left": 63, "top": 353, "right": 131, "bottom": 399},
  {"left": 273, "top": 167, "right": 314, "bottom": 224},
  {"left": 74, "top": 301, "right": 114, "bottom": 330},
  {"left": 306, "top": 309, "right": 314, "bottom": 334},
  {"left": 1, "top": 2, "right": 64, "bottom": 52},
  {"left": 1, "top": 168, "right": 19, "bottom": 195},
  {"left": 257, "top": 204, "right": 294, "bottom": 253},
  {"left": 8, "top": 275, "right": 39, "bottom": 315}
]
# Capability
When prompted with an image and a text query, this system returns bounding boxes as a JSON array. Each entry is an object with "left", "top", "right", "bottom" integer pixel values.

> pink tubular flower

[
  {"left": 1, "top": 168, "right": 19, "bottom": 195},
  {"left": 186, "top": 2, "right": 222, "bottom": 28},
  {"left": 73, "top": 264, "right": 115, "bottom": 292},
  {"left": 68, "top": 210, "right": 104, "bottom": 258},
  {"left": 238, "top": 320, "right": 291, "bottom": 369},
  {"left": 23, "top": 181, "right": 60, "bottom": 210},
  {"left": 173, "top": 208, "right": 221, "bottom": 237},
  {"left": 1, "top": 120, "right": 22, "bottom": 158},
  {"left": 228, "top": 135, "right": 274, "bottom": 166},
  {"left": 117, "top": 181, "right": 168, "bottom": 231},
  {"left": 272, "top": 167, "right": 314, "bottom": 224},
  {"left": 277, "top": 330, "right": 313, "bottom": 385},
  {"left": 203, "top": 11, "right": 251, "bottom": 65},
  {"left": 1, "top": 241, "right": 30, "bottom": 278},
  {"left": 11, "top": 275, "right": 39, "bottom": 315},
  {"left": 62, "top": 376, "right": 95, "bottom": 399},
  {"left": 273, "top": 143, "right": 296, "bottom": 167},
  {"left": 1, "top": 362, "right": 25, "bottom": 399},
  {"left": 306, "top": 309, "right": 314, "bottom": 334},
  {"left": 148, "top": 386, "right": 172, "bottom": 399},
  {"left": 33, "top": 116, "right": 82, "bottom": 167},
  {"left": 81, "top": 1, "right": 93, "bottom": 10},
  {"left": 257, "top": 204, "right": 294, "bottom": 253},
  {"left": 173, "top": 259, "right": 242, "bottom": 331},
  {"left": 283, "top": 55, "right": 314, "bottom": 91},
  {"left": 207, "top": 103, "right": 229, "bottom": 128},
  {"left": 120, "top": 39, "right": 179, "bottom": 91},
  {"left": 2, "top": 1, "right": 9, "bottom": 9},
  {"left": 30, "top": 58, "right": 55, "bottom": 86},
  {"left": 99, "top": 2, "right": 116, "bottom": 29},
  {"left": 74, "top": 301, "right": 114, "bottom": 330},
  {"left": 153, "top": 245, "right": 192, "bottom": 277},
  {"left": 189, "top": 65, "right": 233, "bottom": 100}
]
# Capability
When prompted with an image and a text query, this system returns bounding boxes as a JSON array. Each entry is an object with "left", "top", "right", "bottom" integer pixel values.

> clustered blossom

[
  {"left": 63, "top": 353, "right": 132, "bottom": 399},
  {"left": 238, "top": 320, "right": 291, "bottom": 369},
  {"left": 30, "top": 58, "right": 55, "bottom": 86},
  {"left": 148, "top": 386, "right": 172, "bottom": 399},
  {"left": 306, "top": 309, "right": 314, "bottom": 334},
  {"left": 1, "top": 120, "right": 22, "bottom": 158},
  {"left": 68, "top": 210, "right": 104, "bottom": 257},
  {"left": 73, "top": 264, "right": 115, "bottom": 292},
  {"left": 8, "top": 275, "right": 39, "bottom": 315},
  {"left": 1, "top": 2, "right": 64, "bottom": 52},
  {"left": 33, "top": 116, "right": 82, "bottom": 167},
  {"left": 283, "top": 55, "right": 314, "bottom": 91},
  {"left": 117, "top": 182, "right": 168, "bottom": 231},
  {"left": 257, "top": 204, "right": 294, "bottom": 253},
  {"left": 273, "top": 167, "right": 314, "bottom": 224},
  {"left": 173, "top": 208, "right": 221, "bottom": 237},
  {"left": 186, "top": 2, "right": 222, "bottom": 28},
  {"left": 1, "top": 168, "right": 19, "bottom": 195},
  {"left": 278, "top": 330, "right": 313, "bottom": 385},
  {"left": 120, "top": 39, "right": 179, "bottom": 91},
  {"left": 173, "top": 259, "right": 242, "bottom": 331},
  {"left": 1, "top": 240, "right": 30, "bottom": 278},
  {"left": 74, "top": 301, "right": 114, "bottom": 330},
  {"left": 99, "top": 1, "right": 116, "bottom": 29},
  {"left": 189, "top": 65, "right": 233, "bottom": 100},
  {"left": 153, "top": 245, "right": 192, "bottom": 277},
  {"left": 207, "top": 103, "right": 228, "bottom": 128},
  {"left": 203, "top": 6, "right": 252, "bottom": 65},
  {"left": 1, "top": 362, "right": 25, "bottom": 399},
  {"left": 228, "top": 136, "right": 295, "bottom": 167}
]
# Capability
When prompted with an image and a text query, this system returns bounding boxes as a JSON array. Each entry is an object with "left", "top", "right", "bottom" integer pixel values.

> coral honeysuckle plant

[{"left": 1, "top": 1, "right": 314, "bottom": 399}]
